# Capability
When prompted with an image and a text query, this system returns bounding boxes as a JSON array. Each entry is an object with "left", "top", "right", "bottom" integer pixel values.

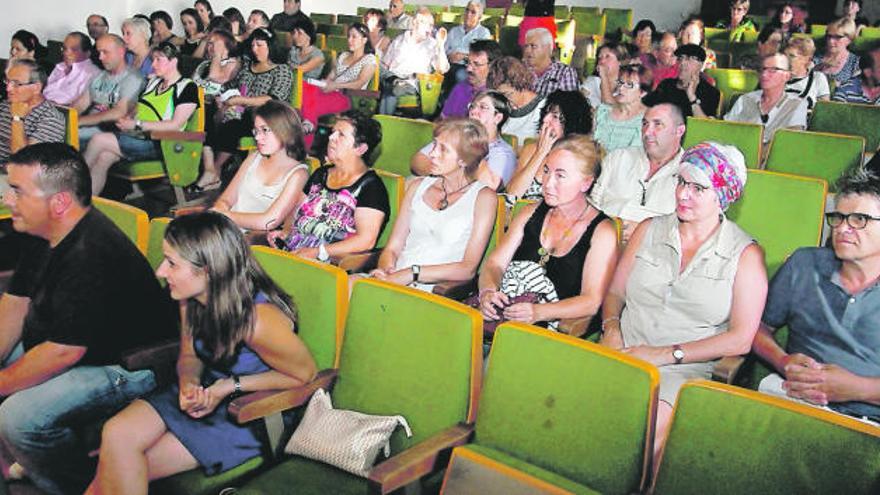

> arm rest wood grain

[
  {"left": 338, "top": 250, "right": 382, "bottom": 274},
  {"left": 367, "top": 423, "right": 475, "bottom": 494},
  {"left": 229, "top": 368, "right": 339, "bottom": 423},
  {"left": 712, "top": 355, "right": 746, "bottom": 384},
  {"left": 149, "top": 131, "right": 206, "bottom": 142},
  {"left": 431, "top": 279, "right": 477, "bottom": 301},
  {"left": 558, "top": 316, "right": 590, "bottom": 338}
]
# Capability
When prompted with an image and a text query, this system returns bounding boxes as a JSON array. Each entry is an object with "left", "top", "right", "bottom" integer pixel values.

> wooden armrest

[
  {"left": 712, "top": 355, "right": 746, "bottom": 384},
  {"left": 431, "top": 279, "right": 476, "bottom": 301},
  {"left": 173, "top": 205, "right": 208, "bottom": 217},
  {"left": 345, "top": 89, "right": 381, "bottom": 99},
  {"left": 558, "top": 316, "right": 590, "bottom": 338},
  {"left": 338, "top": 250, "right": 382, "bottom": 274},
  {"left": 149, "top": 130, "right": 206, "bottom": 142},
  {"left": 229, "top": 368, "right": 338, "bottom": 423},
  {"left": 120, "top": 339, "right": 180, "bottom": 387},
  {"left": 368, "top": 422, "right": 474, "bottom": 494}
]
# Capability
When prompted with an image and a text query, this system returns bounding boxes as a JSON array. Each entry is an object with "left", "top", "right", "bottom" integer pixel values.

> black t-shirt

[
  {"left": 525, "top": 0, "right": 555, "bottom": 17},
  {"left": 270, "top": 10, "right": 314, "bottom": 32},
  {"left": 643, "top": 77, "right": 721, "bottom": 118},
  {"left": 8, "top": 208, "right": 177, "bottom": 365}
]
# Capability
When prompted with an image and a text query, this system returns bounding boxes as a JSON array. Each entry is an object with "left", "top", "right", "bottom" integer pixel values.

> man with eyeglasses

[
  {"left": 753, "top": 170, "right": 880, "bottom": 426},
  {"left": 0, "top": 59, "right": 65, "bottom": 164},
  {"left": 386, "top": 0, "right": 413, "bottom": 30},
  {"left": 724, "top": 52, "right": 807, "bottom": 146},
  {"left": 441, "top": 39, "right": 501, "bottom": 118},
  {"left": 590, "top": 102, "right": 686, "bottom": 241},
  {"left": 445, "top": 0, "right": 492, "bottom": 85},
  {"left": 832, "top": 47, "right": 880, "bottom": 105},
  {"left": 643, "top": 44, "right": 720, "bottom": 118}
]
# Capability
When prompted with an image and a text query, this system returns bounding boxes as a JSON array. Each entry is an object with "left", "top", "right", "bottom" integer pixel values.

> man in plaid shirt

[{"left": 522, "top": 27, "right": 578, "bottom": 96}]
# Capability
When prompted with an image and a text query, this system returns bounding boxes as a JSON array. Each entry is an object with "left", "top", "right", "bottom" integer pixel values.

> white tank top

[
  {"left": 231, "top": 155, "right": 309, "bottom": 214},
  {"left": 395, "top": 176, "right": 486, "bottom": 292}
]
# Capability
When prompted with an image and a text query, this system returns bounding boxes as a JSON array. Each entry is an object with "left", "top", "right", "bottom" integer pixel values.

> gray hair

[
  {"left": 8, "top": 58, "right": 47, "bottom": 87},
  {"left": 122, "top": 17, "right": 151, "bottom": 45},
  {"left": 837, "top": 168, "right": 880, "bottom": 203},
  {"left": 525, "top": 27, "right": 554, "bottom": 47},
  {"left": 466, "top": 0, "right": 484, "bottom": 14}
]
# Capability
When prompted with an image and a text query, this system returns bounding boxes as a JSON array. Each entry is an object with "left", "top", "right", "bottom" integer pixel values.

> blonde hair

[
  {"left": 550, "top": 134, "right": 604, "bottom": 178},
  {"left": 786, "top": 35, "right": 816, "bottom": 58},
  {"left": 122, "top": 17, "right": 152, "bottom": 45},
  {"left": 827, "top": 17, "right": 857, "bottom": 40},
  {"left": 433, "top": 118, "right": 490, "bottom": 179}
]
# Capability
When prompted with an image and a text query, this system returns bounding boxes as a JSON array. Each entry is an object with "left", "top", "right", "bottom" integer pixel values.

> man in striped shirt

[
  {"left": 832, "top": 48, "right": 880, "bottom": 105},
  {"left": 0, "top": 60, "right": 66, "bottom": 163}
]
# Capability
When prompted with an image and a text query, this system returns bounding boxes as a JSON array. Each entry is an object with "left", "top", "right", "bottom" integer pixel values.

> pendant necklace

[
  {"left": 538, "top": 204, "right": 590, "bottom": 267},
  {"left": 439, "top": 176, "right": 473, "bottom": 210}
]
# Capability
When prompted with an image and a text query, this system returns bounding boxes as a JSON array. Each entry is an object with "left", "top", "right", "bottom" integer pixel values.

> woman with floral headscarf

[{"left": 600, "top": 141, "right": 768, "bottom": 461}]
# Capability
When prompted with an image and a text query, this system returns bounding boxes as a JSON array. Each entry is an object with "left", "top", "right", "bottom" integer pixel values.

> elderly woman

[
  {"left": 269, "top": 112, "right": 389, "bottom": 262},
  {"left": 478, "top": 134, "right": 618, "bottom": 338},
  {"left": 680, "top": 17, "right": 717, "bottom": 70},
  {"left": 716, "top": 0, "right": 758, "bottom": 42},
  {"left": 724, "top": 52, "right": 807, "bottom": 147},
  {"left": 180, "top": 8, "right": 206, "bottom": 56},
  {"left": 506, "top": 90, "right": 592, "bottom": 203},
  {"left": 84, "top": 42, "right": 199, "bottom": 195},
  {"left": 369, "top": 119, "right": 496, "bottom": 292},
  {"left": 593, "top": 64, "right": 648, "bottom": 153},
  {"left": 364, "top": 8, "right": 391, "bottom": 58},
  {"left": 288, "top": 19, "right": 325, "bottom": 80},
  {"left": 784, "top": 36, "right": 830, "bottom": 114},
  {"left": 487, "top": 56, "right": 546, "bottom": 142},
  {"left": 212, "top": 101, "right": 309, "bottom": 232},
  {"left": 207, "top": 28, "right": 293, "bottom": 183},
  {"left": 600, "top": 141, "right": 767, "bottom": 459},
  {"left": 814, "top": 17, "right": 861, "bottom": 86},
  {"left": 581, "top": 42, "right": 631, "bottom": 109},
  {"left": 122, "top": 17, "right": 154, "bottom": 77}
]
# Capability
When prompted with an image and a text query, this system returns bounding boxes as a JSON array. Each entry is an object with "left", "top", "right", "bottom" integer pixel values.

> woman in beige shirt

[{"left": 600, "top": 141, "right": 767, "bottom": 461}]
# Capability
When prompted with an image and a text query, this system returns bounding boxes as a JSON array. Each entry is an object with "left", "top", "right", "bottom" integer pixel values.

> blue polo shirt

[{"left": 762, "top": 247, "right": 880, "bottom": 418}]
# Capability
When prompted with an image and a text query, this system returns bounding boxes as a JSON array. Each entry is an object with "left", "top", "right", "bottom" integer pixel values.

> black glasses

[{"left": 825, "top": 212, "right": 880, "bottom": 230}]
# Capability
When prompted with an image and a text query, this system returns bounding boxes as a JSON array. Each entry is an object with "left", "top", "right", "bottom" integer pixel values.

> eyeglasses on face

[
  {"left": 676, "top": 175, "right": 709, "bottom": 194},
  {"left": 616, "top": 79, "right": 639, "bottom": 89},
  {"left": 825, "top": 212, "right": 880, "bottom": 230}
]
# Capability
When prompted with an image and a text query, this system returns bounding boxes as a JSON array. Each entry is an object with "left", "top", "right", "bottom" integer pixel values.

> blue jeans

[{"left": 0, "top": 345, "right": 156, "bottom": 495}]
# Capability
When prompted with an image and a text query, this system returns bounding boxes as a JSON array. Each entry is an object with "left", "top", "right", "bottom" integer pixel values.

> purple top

[{"left": 442, "top": 80, "right": 481, "bottom": 119}]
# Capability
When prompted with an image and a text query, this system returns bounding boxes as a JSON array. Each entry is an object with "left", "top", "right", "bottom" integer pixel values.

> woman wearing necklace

[
  {"left": 84, "top": 42, "right": 199, "bottom": 195},
  {"left": 813, "top": 17, "right": 861, "bottom": 87},
  {"left": 369, "top": 118, "right": 496, "bottom": 292},
  {"left": 478, "top": 134, "right": 618, "bottom": 339}
]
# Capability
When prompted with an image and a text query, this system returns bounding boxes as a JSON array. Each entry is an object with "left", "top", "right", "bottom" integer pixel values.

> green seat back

[
  {"left": 726, "top": 170, "right": 826, "bottom": 277},
  {"left": 324, "top": 34, "right": 348, "bottom": 54},
  {"left": 93, "top": 197, "right": 149, "bottom": 255},
  {"left": 373, "top": 114, "right": 434, "bottom": 177},
  {"left": 705, "top": 68, "right": 759, "bottom": 114},
  {"left": 555, "top": 19, "right": 577, "bottom": 65},
  {"left": 572, "top": 12, "right": 606, "bottom": 37},
  {"left": 553, "top": 5, "right": 570, "bottom": 19},
  {"left": 602, "top": 8, "right": 633, "bottom": 38},
  {"left": 570, "top": 6, "right": 601, "bottom": 16},
  {"left": 508, "top": 4, "right": 525, "bottom": 16},
  {"left": 475, "top": 323, "right": 658, "bottom": 494},
  {"left": 310, "top": 13, "right": 335, "bottom": 24},
  {"left": 316, "top": 23, "right": 345, "bottom": 36},
  {"left": 252, "top": 246, "right": 347, "bottom": 371},
  {"left": 336, "top": 14, "right": 362, "bottom": 26},
  {"left": 146, "top": 217, "right": 171, "bottom": 271},
  {"left": 683, "top": 117, "right": 763, "bottom": 169},
  {"left": 375, "top": 169, "right": 404, "bottom": 249},
  {"left": 766, "top": 129, "right": 865, "bottom": 190},
  {"left": 498, "top": 25, "right": 521, "bottom": 56},
  {"left": 810, "top": 100, "right": 880, "bottom": 153},
  {"left": 654, "top": 381, "right": 880, "bottom": 495}
]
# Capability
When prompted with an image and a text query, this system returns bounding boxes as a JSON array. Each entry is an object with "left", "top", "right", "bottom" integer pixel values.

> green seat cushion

[
  {"left": 112, "top": 160, "right": 165, "bottom": 180},
  {"left": 150, "top": 456, "right": 265, "bottom": 495},
  {"left": 765, "top": 129, "right": 864, "bottom": 190},
  {"left": 372, "top": 115, "right": 434, "bottom": 177},
  {"left": 234, "top": 456, "right": 367, "bottom": 495},
  {"left": 810, "top": 100, "right": 880, "bottom": 153},
  {"left": 683, "top": 117, "right": 763, "bottom": 169},
  {"left": 462, "top": 445, "right": 599, "bottom": 495},
  {"left": 654, "top": 382, "right": 880, "bottom": 495}
]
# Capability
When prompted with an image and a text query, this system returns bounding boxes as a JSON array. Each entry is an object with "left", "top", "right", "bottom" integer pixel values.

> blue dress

[{"left": 144, "top": 303, "right": 275, "bottom": 474}]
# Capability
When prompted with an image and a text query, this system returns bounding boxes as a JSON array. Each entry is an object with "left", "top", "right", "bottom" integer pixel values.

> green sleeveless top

[{"left": 135, "top": 77, "right": 200, "bottom": 132}]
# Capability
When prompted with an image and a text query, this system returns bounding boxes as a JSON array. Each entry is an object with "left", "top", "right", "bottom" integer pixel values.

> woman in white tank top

[
  {"left": 212, "top": 101, "right": 310, "bottom": 232},
  {"left": 368, "top": 118, "right": 498, "bottom": 292}
]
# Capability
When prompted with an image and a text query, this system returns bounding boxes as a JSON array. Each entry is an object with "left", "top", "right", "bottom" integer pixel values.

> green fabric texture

[
  {"left": 234, "top": 456, "right": 368, "bottom": 495},
  {"left": 146, "top": 217, "right": 171, "bottom": 271},
  {"left": 311, "top": 13, "right": 335, "bottom": 24},
  {"left": 602, "top": 8, "right": 633, "bottom": 37},
  {"left": 726, "top": 170, "right": 825, "bottom": 277},
  {"left": 766, "top": 129, "right": 864, "bottom": 190},
  {"left": 252, "top": 247, "right": 344, "bottom": 371},
  {"left": 112, "top": 159, "right": 164, "bottom": 180},
  {"left": 573, "top": 13, "right": 606, "bottom": 36},
  {"left": 810, "top": 100, "right": 880, "bottom": 153},
  {"left": 93, "top": 199, "right": 146, "bottom": 249},
  {"left": 683, "top": 116, "right": 763, "bottom": 168},
  {"left": 653, "top": 382, "right": 880, "bottom": 495},
  {"left": 325, "top": 35, "right": 348, "bottom": 54},
  {"left": 372, "top": 115, "right": 435, "bottom": 177},
  {"left": 462, "top": 444, "right": 600, "bottom": 495},
  {"left": 554, "top": 5, "right": 570, "bottom": 18},
  {"left": 151, "top": 457, "right": 264, "bottom": 495},
  {"left": 375, "top": 170, "right": 403, "bottom": 249},
  {"left": 704, "top": 68, "right": 759, "bottom": 115},
  {"left": 474, "top": 324, "right": 656, "bottom": 495}
]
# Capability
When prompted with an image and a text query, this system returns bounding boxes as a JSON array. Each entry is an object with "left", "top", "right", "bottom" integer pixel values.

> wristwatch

[
  {"left": 411, "top": 264, "right": 421, "bottom": 283},
  {"left": 231, "top": 374, "right": 242, "bottom": 396},
  {"left": 317, "top": 244, "right": 330, "bottom": 262},
  {"left": 134, "top": 119, "right": 143, "bottom": 131},
  {"left": 11, "top": 114, "right": 23, "bottom": 123},
  {"left": 672, "top": 345, "right": 685, "bottom": 364},
  {"left": 690, "top": 98, "right": 701, "bottom": 106}
]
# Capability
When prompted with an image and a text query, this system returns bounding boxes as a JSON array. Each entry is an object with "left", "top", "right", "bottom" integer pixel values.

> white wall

[{"left": 5, "top": 0, "right": 708, "bottom": 54}]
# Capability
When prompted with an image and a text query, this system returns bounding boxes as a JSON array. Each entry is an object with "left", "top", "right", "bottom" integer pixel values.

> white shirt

[
  {"left": 724, "top": 90, "right": 808, "bottom": 144},
  {"left": 590, "top": 146, "right": 683, "bottom": 222},
  {"left": 382, "top": 30, "right": 449, "bottom": 79}
]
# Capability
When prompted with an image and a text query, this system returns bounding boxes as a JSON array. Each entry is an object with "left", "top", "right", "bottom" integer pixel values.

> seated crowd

[{"left": 1, "top": 0, "right": 880, "bottom": 493}]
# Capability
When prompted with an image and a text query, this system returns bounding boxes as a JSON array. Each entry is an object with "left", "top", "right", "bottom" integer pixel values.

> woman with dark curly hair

[{"left": 505, "top": 90, "right": 592, "bottom": 202}]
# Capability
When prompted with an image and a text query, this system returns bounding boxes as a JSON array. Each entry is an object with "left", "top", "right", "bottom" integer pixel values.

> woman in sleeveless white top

[
  {"left": 366, "top": 119, "right": 497, "bottom": 292},
  {"left": 231, "top": 154, "right": 309, "bottom": 214}
]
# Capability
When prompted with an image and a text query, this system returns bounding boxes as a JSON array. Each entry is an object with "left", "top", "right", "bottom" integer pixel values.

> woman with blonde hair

[
  {"left": 122, "top": 17, "right": 154, "bottom": 77},
  {"left": 370, "top": 118, "right": 497, "bottom": 292},
  {"left": 814, "top": 18, "right": 861, "bottom": 86},
  {"left": 784, "top": 36, "right": 830, "bottom": 113}
]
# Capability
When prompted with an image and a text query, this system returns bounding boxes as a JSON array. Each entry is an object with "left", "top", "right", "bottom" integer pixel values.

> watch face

[{"left": 673, "top": 348, "right": 685, "bottom": 359}]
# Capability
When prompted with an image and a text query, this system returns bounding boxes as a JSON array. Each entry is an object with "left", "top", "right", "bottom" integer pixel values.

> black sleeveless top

[
  {"left": 524, "top": 0, "right": 555, "bottom": 17},
  {"left": 512, "top": 201, "right": 608, "bottom": 300}
]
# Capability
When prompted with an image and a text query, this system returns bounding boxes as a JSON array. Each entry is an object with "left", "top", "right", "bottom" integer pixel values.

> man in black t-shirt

[
  {"left": 269, "top": 0, "right": 314, "bottom": 32},
  {"left": 0, "top": 143, "right": 176, "bottom": 494},
  {"left": 643, "top": 44, "right": 721, "bottom": 118}
]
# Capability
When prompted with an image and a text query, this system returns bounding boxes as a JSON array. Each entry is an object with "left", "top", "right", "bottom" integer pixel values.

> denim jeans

[{"left": 0, "top": 345, "right": 157, "bottom": 495}]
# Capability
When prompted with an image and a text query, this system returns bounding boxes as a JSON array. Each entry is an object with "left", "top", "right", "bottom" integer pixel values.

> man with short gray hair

[
  {"left": 445, "top": 0, "right": 492, "bottom": 83},
  {"left": 522, "top": 27, "right": 577, "bottom": 96},
  {"left": 0, "top": 59, "right": 65, "bottom": 163}
]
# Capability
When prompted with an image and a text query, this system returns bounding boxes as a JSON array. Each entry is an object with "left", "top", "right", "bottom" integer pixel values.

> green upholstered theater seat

[
  {"left": 441, "top": 323, "right": 658, "bottom": 495},
  {"left": 765, "top": 129, "right": 865, "bottom": 190},
  {"left": 374, "top": 169, "right": 403, "bottom": 249},
  {"left": 145, "top": 217, "right": 171, "bottom": 271},
  {"left": 705, "top": 68, "right": 759, "bottom": 114},
  {"left": 810, "top": 100, "right": 880, "bottom": 154},
  {"left": 372, "top": 114, "right": 434, "bottom": 177},
  {"left": 93, "top": 196, "right": 149, "bottom": 255},
  {"left": 683, "top": 117, "right": 764, "bottom": 169},
  {"left": 653, "top": 380, "right": 880, "bottom": 495}
]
